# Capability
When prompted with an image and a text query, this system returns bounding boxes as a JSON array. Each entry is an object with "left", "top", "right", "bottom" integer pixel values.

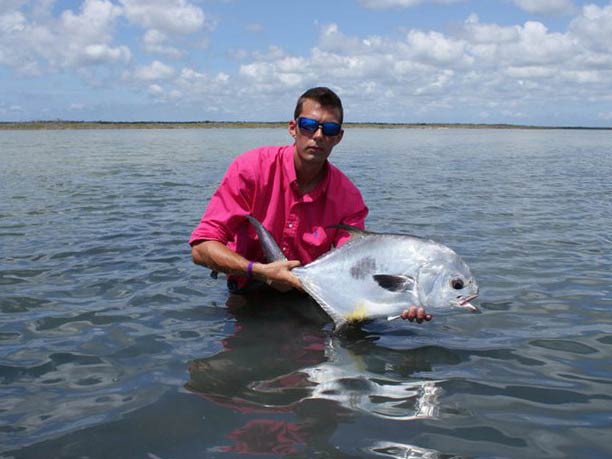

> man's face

[{"left": 289, "top": 98, "right": 343, "bottom": 168}]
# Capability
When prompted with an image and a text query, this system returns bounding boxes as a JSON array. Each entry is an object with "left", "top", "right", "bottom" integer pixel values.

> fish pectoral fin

[{"left": 373, "top": 274, "right": 415, "bottom": 292}]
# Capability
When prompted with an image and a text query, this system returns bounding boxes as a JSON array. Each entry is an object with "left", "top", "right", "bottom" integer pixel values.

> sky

[{"left": 1, "top": 0, "right": 611, "bottom": 126}]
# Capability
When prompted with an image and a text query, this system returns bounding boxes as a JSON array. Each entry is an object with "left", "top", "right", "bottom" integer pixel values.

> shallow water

[{"left": 1, "top": 127, "right": 611, "bottom": 458}]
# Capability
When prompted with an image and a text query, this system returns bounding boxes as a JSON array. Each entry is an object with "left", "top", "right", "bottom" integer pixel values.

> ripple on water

[
  {"left": 33, "top": 310, "right": 132, "bottom": 332},
  {"left": 530, "top": 339, "right": 599, "bottom": 355},
  {"left": 0, "top": 352, "right": 106, "bottom": 385},
  {"left": 2, "top": 128, "right": 612, "bottom": 458},
  {"left": 1, "top": 296, "right": 53, "bottom": 313}
]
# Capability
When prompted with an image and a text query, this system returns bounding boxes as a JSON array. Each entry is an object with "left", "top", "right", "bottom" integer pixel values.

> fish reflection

[
  {"left": 369, "top": 441, "right": 441, "bottom": 459},
  {"left": 186, "top": 291, "right": 443, "bottom": 455},
  {"left": 251, "top": 340, "right": 441, "bottom": 421},
  {"left": 187, "top": 292, "right": 441, "bottom": 419}
]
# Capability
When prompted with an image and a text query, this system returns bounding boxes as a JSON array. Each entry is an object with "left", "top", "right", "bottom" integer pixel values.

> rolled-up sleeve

[{"left": 189, "top": 160, "right": 253, "bottom": 246}]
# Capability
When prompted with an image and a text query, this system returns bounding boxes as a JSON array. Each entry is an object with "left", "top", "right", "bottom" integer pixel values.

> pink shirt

[{"left": 190, "top": 144, "right": 368, "bottom": 283}]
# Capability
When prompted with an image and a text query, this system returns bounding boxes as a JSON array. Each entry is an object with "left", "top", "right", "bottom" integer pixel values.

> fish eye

[{"left": 451, "top": 278, "right": 464, "bottom": 290}]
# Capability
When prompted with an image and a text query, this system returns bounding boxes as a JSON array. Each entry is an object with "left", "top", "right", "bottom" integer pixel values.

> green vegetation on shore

[{"left": 1, "top": 120, "right": 609, "bottom": 130}]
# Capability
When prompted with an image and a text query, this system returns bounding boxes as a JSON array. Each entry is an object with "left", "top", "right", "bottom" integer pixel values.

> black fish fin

[
  {"left": 245, "top": 215, "right": 287, "bottom": 262},
  {"left": 373, "top": 274, "right": 415, "bottom": 292},
  {"left": 328, "top": 224, "right": 371, "bottom": 239}
]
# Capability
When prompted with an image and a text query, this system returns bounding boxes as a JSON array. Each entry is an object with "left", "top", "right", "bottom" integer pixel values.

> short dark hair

[{"left": 293, "top": 87, "right": 343, "bottom": 124}]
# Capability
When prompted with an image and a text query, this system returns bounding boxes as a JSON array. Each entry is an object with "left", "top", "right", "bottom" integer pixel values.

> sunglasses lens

[
  {"left": 322, "top": 123, "right": 341, "bottom": 136},
  {"left": 298, "top": 117, "right": 341, "bottom": 136},
  {"left": 298, "top": 117, "right": 318, "bottom": 132}
]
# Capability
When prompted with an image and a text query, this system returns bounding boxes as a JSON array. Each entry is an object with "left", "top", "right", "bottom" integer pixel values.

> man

[{"left": 190, "top": 87, "right": 431, "bottom": 323}]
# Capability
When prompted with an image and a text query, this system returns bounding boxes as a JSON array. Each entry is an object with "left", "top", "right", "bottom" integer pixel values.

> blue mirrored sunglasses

[{"left": 297, "top": 117, "right": 342, "bottom": 137}]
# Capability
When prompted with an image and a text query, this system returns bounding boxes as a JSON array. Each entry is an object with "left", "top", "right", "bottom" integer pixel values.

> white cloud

[
  {"left": 132, "top": 60, "right": 175, "bottom": 80},
  {"left": 148, "top": 83, "right": 164, "bottom": 96},
  {"left": 0, "top": 10, "right": 26, "bottom": 33},
  {"left": 143, "top": 29, "right": 165, "bottom": 45},
  {"left": 569, "top": 3, "right": 612, "bottom": 52},
  {"left": 61, "top": 0, "right": 121, "bottom": 43},
  {"left": 120, "top": 0, "right": 204, "bottom": 61},
  {"left": 2, "top": 0, "right": 612, "bottom": 125},
  {"left": 512, "top": 0, "right": 576, "bottom": 15},
  {"left": 0, "top": 0, "right": 128, "bottom": 73},
  {"left": 170, "top": 67, "right": 232, "bottom": 112},
  {"left": 82, "top": 44, "right": 130, "bottom": 65},
  {"left": 0, "top": 1, "right": 28, "bottom": 15},
  {"left": 318, "top": 23, "right": 369, "bottom": 54},
  {"left": 505, "top": 65, "right": 556, "bottom": 79},
  {"left": 120, "top": 0, "right": 205, "bottom": 35},
  {"left": 406, "top": 30, "right": 472, "bottom": 66},
  {"left": 142, "top": 29, "right": 183, "bottom": 57},
  {"left": 239, "top": 48, "right": 308, "bottom": 89},
  {"left": 230, "top": 11, "right": 612, "bottom": 123},
  {"left": 147, "top": 83, "right": 181, "bottom": 101},
  {"left": 463, "top": 14, "right": 519, "bottom": 44}
]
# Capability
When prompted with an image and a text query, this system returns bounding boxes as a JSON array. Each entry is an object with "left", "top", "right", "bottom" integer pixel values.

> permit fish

[{"left": 246, "top": 216, "right": 479, "bottom": 331}]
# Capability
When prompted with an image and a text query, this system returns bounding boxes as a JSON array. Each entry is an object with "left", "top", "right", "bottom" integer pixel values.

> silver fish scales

[{"left": 247, "top": 216, "right": 479, "bottom": 332}]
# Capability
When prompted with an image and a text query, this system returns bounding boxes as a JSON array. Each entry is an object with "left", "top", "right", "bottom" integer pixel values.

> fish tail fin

[{"left": 246, "top": 215, "right": 287, "bottom": 262}]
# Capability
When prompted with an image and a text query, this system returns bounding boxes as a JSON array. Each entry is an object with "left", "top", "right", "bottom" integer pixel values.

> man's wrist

[{"left": 246, "top": 261, "right": 255, "bottom": 279}]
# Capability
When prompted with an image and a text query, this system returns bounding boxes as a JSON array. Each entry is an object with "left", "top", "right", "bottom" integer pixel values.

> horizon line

[{"left": 1, "top": 120, "right": 611, "bottom": 130}]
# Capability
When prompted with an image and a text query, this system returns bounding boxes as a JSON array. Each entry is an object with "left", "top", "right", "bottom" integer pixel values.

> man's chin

[{"left": 303, "top": 151, "right": 328, "bottom": 163}]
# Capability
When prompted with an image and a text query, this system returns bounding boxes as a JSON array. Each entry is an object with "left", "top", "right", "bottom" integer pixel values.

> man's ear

[
  {"left": 288, "top": 119, "right": 297, "bottom": 139},
  {"left": 332, "top": 129, "right": 344, "bottom": 146}
]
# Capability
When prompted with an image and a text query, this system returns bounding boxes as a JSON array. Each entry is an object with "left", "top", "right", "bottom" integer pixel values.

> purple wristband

[{"left": 247, "top": 261, "right": 255, "bottom": 279}]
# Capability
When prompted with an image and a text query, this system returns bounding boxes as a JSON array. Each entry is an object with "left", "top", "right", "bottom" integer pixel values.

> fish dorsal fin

[
  {"left": 330, "top": 224, "right": 425, "bottom": 242},
  {"left": 373, "top": 274, "right": 415, "bottom": 292},
  {"left": 328, "top": 224, "right": 371, "bottom": 239}
]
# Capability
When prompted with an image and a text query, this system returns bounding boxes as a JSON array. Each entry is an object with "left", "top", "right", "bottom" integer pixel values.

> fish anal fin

[
  {"left": 300, "top": 278, "right": 348, "bottom": 333},
  {"left": 373, "top": 274, "right": 415, "bottom": 292}
]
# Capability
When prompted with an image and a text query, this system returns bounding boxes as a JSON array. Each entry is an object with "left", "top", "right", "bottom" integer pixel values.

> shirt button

[{"left": 288, "top": 223, "right": 293, "bottom": 228}]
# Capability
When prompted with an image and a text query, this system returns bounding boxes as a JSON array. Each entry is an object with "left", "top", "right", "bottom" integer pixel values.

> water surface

[{"left": 1, "top": 128, "right": 611, "bottom": 458}]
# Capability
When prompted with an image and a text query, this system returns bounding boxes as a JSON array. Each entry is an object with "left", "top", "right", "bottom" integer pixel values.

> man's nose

[{"left": 312, "top": 125, "right": 325, "bottom": 138}]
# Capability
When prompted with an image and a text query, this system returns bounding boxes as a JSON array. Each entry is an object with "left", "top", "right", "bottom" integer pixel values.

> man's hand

[
  {"left": 192, "top": 241, "right": 303, "bottom": 293},
  {"left": 401, "top": 306, "right": 432, "bottom": 324},
  {"left": 253, "top": 260, "right": 302, "bottom": 292}
]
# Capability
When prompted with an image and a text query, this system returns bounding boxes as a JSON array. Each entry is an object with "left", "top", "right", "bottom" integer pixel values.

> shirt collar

[
  {"left": 284, "top": 144, "right": 330, "bottom": 200},
  {"left": 282, "top": 144, "right": 298, "bottom": 184}
]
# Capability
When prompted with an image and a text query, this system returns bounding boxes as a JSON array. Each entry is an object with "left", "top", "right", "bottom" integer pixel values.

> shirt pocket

[{"left": 301, "top": 226, "right": 334, "bottom": 258}]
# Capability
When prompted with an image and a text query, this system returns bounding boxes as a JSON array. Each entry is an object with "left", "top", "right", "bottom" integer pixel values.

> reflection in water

[
  {"left": 369, "top": 441, "right": 440, "bottom": 459},
  {"left": 186, "top": 290, "right": 442, "bottom": 455},
  {"left": 284, "top": 342, "right": 440, "bottom": 421}
]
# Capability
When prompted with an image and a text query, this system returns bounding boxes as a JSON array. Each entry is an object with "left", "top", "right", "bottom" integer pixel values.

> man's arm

[{"left": 191, "top": 240, "right": 302, "bottom": 291}]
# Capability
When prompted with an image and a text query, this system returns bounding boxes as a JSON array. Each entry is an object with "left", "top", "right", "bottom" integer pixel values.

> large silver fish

[{"left": 247, "top": 216, "right": 479, "bottom": 331}]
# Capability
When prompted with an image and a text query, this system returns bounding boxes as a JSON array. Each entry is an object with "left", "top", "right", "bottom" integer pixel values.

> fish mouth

[{"left": 457, "top": 294, "right": 479, "bottom": 312}]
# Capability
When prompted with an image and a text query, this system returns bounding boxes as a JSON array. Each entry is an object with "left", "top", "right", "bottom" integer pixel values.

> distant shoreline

[{"left": 1, "top": 120, "right": 610, "bottom": 131}]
